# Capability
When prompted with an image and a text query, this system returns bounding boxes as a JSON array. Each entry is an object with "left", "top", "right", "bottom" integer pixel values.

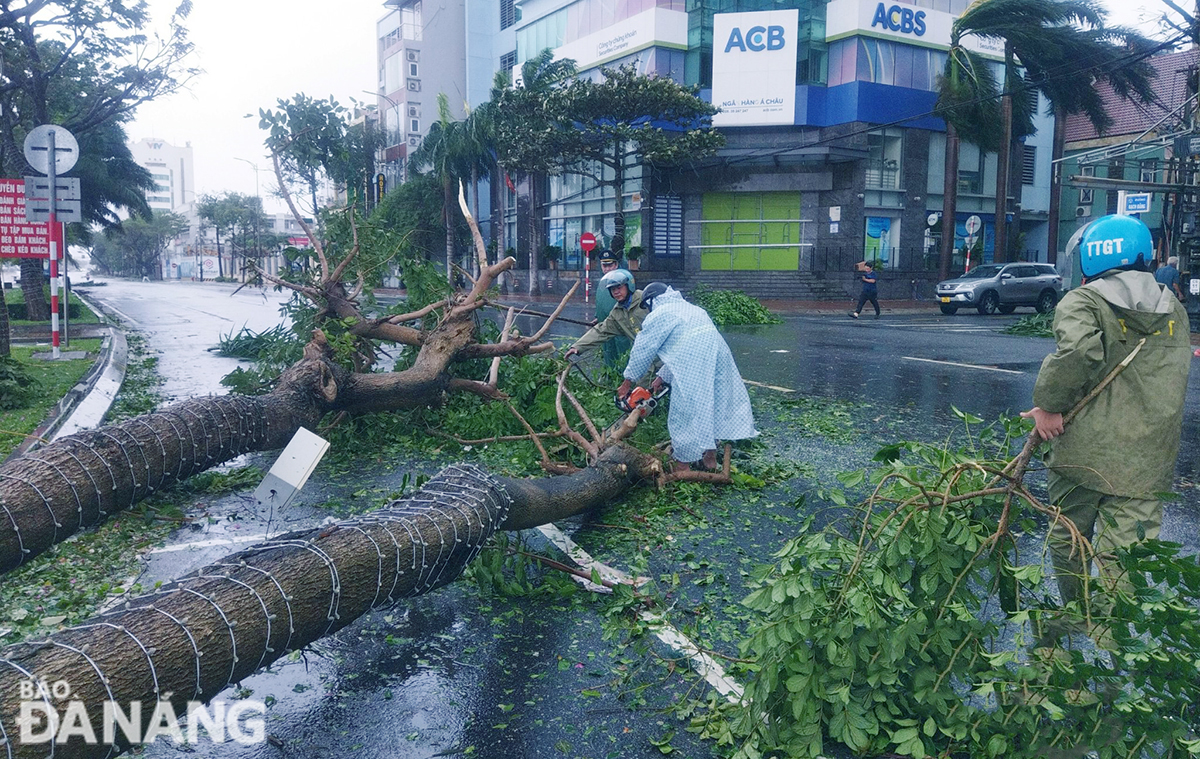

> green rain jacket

[
  {"left": 573, "top": 289, "right": 647, "bottom": 353},
  {"left": 1032, "top": 270, "right": 1190, "bottom": 498}
]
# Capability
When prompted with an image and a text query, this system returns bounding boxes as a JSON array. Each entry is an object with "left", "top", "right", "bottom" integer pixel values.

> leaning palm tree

[
  {"left": 409, "top": 94, "right": 474, "bottom": 281},
  {"left": 954, "top": 0, "right": 1157, "bottom": 262},
  {"left": 935, "top": 39, "right": 1004, "bottom": 280}
]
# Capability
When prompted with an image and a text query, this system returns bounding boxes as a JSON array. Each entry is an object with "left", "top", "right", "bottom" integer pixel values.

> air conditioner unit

[
  {"left": 406, "top": 49, "right": 419, "bottom": 62},
  {"left": 1075, "top": 206, "right": 1092, "bottom": 218},
  {"left": 407, "top": 79, "right": 421, "bottom": 92},
  {"left": 408, "top": 105, "right": 420, "bottom": 117},
  {"left": 408, "top": 136, "right": 422, "bottom": 147}
]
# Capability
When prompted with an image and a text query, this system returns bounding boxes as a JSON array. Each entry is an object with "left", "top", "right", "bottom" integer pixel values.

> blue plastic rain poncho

[{"left": 622, "top": 288, "right": 758, "bottom": 463}]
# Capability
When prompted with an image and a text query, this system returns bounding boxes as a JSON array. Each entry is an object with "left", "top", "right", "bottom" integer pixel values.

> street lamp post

[
  {"left": 233, "top": 157, "right": 264, "bottom": 282},
  {"left": 364, "top": 90, "right": 403, "bottom": 194}
]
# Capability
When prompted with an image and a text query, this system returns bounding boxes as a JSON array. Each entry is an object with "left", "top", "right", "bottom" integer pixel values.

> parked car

[{"left": 936, "top": 262, "right": 1064, "bottom": 315}]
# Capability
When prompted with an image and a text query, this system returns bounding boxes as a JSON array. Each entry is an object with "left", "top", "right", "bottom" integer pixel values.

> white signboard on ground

[
  {"left": 712, "top": 9, "right": 800, "bottom": 127},
  {"left": 824, "top": 0, "right": 1004, "bottom": 58},
  {"left": 554, "top": 8, "right": 687, "bottom": 71}
]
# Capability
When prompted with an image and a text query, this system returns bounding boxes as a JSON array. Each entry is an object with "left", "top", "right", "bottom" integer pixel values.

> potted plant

[
  {"left": 541, "top": 245, "right": 562, "bottom": 270},
  {"left": 626, "top": 246, "right": 643, "bottom": 271}
]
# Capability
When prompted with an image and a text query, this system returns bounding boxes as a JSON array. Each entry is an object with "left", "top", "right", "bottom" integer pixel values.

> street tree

[
  {"left": 0, "top": 178, "right": 724, "bottom": 755},
  {"left": 493, "top": 62, "right": 723, "bottom": 258},
  {"left": 409, "top": 94, "right": 484, "bottom": 280},
  {"left": 934, "top": 43, "right": 1004, "bottom": 280},
  {"left": 949, "top": 0, "right": 1157, "bottom": 263},
  {"left": 103, "top": 210, "right": 188, "bottom": 279},
  {"left": 258, "top": 94, "right": 351, "bottom": 233},
  {"left": 488, "top": 50, "right": 577, "bottom": 284},
  {"left": 0, "top": 0, "right": 197, "bottom": 319}
]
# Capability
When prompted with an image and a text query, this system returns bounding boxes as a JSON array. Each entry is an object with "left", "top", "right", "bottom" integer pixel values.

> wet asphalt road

[{"left": 79, "top": 280, "right": 1200, "bottom": 759}]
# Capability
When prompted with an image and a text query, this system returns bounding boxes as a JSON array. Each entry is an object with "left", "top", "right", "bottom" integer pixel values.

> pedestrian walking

[
  {"left": 849, "top": 260, "right": 879, "bottom": 318},
  {"left": 1153, "top": 255, "right": 1184, "bottom": 300},
  {"left": 618, "top": 283, "right": 757, "bottom": 472},
  {"left": 1020, "top": 215, "right": 1190, "bottom": 648}
]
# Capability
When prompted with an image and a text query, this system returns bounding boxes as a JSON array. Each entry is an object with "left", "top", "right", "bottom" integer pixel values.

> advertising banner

[
  {"left": 201, "top": 255, "right": 219, "bottom": 275},
  {"left": 554, "top": 8, "right": 687, "bottom": 71},
  {"left": 712, "top": 9, "right": 800, "bottom": 127},
  {"left": 824, "top": 0, "right": 1004, "bottom": 58},
  {"left": 0, "top": 179, "right": 52, "bottom": 258}
]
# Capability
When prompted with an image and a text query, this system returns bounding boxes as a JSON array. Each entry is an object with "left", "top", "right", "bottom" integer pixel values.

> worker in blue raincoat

[{"left": 618, "top": 283, "right": 757, "bottom": 471}]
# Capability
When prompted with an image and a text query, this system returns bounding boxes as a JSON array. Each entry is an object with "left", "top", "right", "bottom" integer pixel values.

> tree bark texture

[
  {"left": 0, "top": 448, "right": 655, "bottom": 758},
  {"left": 0, "top": 390, "right": 322, "bottom": 575},
  {"left": 17, "top": 260, "right": 48, "bottom": 322},
  {"left": 993, "top": 45, "right": 1015, "bottom": 264},
  {"left": 1046, "top": 105, "right": 1066, "bottom": 265},
  {"left": 939, "top": 123, "right": 961, "bottom": 282}
]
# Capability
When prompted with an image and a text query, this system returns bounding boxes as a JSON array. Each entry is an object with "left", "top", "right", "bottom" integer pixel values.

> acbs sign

[{"left": 870, "top": 3, "right": 927, "bottom": 36}]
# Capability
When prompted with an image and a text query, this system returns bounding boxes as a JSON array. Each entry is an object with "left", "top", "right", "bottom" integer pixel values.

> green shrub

[
  {"left": 0, "top": 356, "right": 38, "bottom": 410},
  {"left": 1002, "top": 310, "right": 1055, "bottom": 337},
  {"left": 689, "top": 284, "right": 781, "bottom": 325}
]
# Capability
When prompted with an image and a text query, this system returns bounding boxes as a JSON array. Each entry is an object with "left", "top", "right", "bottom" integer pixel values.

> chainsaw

[{"left": 615, "top": 383, "right": 670, "bottom": 418}]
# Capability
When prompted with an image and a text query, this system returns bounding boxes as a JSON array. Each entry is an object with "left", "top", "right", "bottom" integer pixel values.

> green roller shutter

[{"left": 700, "top": 192, "right": 802, "bottom": 271}]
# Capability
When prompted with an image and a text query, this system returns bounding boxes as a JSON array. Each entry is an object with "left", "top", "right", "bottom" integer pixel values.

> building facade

[
  {"left": 1057, "top": 49, "right": 1199, "bottom": 268},
  {"left": 370, "top": 0, "right": 1061, "bottom": 297}
]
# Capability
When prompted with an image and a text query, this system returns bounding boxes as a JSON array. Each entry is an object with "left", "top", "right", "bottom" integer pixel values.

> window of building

[
  {"left": 408, "top": 62, "right": 418, "bottom": 77},
  {"left": 1021, "top": 146, "right": 1037, "bottom": 186},
  {"left": 1140, "top": 160, "right": 1157, "bottom": 183},
  {"left": 499, "top": 50, "right": 517, "bottom": 73},
  {"left": 958, "top": 143, "right": 985, "bottom": 195},
  {"left": 410, "top": 119, "right": 420, "bottom": 133},
  {"left": 1079, "top": 164, "right": 1095, "bottom": 205},
  {"left": 653, "top": 195, "right": 683, "bottom": 258},
  {"left": 865, "top": 129, "right": 902, "bottom": 190},
  {"left": 500, "top": 0, "right": 516, "bottom": 30}
]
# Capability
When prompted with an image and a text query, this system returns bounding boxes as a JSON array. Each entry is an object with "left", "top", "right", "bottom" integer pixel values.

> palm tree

[
  {"left": 935, "top": 40, "right": 1003, "bottom": 280},
  {"left": 410, "top": 94, "right": 475, "bottom": 281},
  {"left": 490, "top": 50, "right": 579, "bottom": 293},
  {"left": 953, "top": 0, "right": 1157, "bottom": 262}
]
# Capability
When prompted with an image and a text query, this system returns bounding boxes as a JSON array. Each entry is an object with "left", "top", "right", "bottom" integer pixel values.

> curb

[{"left": 3, "top": 292, "right": 129, "bottom": 463}]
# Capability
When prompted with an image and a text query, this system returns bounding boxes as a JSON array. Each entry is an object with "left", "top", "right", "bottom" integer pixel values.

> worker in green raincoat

[
  {"left": 1022, "top": 214, "right": 1190, "bottom": 645},
  {"left": 565, "top": 269, "right": 645, "bottom": 361},
  {"left": 593, "top": 252, "right": 632, "bottom": 366}
]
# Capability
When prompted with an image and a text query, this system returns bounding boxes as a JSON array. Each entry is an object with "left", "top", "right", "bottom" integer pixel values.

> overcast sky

[
  {"left": 127, "top": 0, "right": 1168, "bottom": 214},
  {"left": 129, "top": 0, "right": 384, "bottom": 212}
]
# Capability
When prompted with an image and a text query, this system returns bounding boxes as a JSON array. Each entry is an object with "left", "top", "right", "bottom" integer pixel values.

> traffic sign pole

[
  {"left": 580, "top": 232, "right": 598, "bottom": 304},
  {"left": 48, "top": 130, "right": 59, "bottom": 359}
]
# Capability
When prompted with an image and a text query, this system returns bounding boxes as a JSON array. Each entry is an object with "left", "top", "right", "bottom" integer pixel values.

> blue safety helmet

[
  {"left": 1076, "top": 214, "right": 1153, "bottom": 278},
  {"left": 639, "top": 282, "right": 669, "bottom": 311},
  {"left": 599, "top": 269, "right": 635, "bottom": 307}
]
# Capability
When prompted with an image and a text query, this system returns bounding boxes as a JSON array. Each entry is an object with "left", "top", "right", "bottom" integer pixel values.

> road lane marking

[
  {"left": 901, "top": 356, "right": 1024, "bottom": 375},
  {"left": 149, "top": 533, "right": 273, "bottom": 554},
  {"left": 537, "top": 524, "right": 745, "bottom": 702},
  {"left": 743, "top": 379, "right": 795, "bottom": 393}
]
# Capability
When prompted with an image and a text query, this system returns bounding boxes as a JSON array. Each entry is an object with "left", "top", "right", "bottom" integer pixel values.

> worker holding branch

[{"left": 1021, "top": 215, "right": 1189, "bottom": 646}]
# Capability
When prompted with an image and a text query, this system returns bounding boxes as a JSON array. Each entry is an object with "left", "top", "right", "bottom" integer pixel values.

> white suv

[{"left": 936, "top": 263, "right": 1064, "bottom": 315}]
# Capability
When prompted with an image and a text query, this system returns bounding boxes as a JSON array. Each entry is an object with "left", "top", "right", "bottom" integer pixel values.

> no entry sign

[
  {"left": 580, "top": 232, "right": 597, "bottom": 252},
  {"left": 0, "top": 179, "right": 51, "bottom": 258}
]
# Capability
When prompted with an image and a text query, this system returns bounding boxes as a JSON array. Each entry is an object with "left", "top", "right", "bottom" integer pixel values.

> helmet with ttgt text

[{"left": 1076, "top": 214, "right": 1153, "bottom": 278}]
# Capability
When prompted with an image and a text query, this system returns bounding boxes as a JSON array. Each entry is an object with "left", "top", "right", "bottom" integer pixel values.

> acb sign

[{"left": 724, "top": 24, "right": 787, "bottom": 53}]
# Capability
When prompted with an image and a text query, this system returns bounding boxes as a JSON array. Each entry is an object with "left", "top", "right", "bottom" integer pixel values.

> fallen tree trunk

[
  {"left": 0, "top": 253, "right": 564, "bottom": 575},
  {"left": 0, "top": 448, "right": 657, "bottom": 758}
]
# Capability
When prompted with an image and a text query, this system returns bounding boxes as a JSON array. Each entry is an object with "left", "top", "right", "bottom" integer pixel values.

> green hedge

[{"left": 5, "top": 302, "right": 83, "bottom": 320}]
